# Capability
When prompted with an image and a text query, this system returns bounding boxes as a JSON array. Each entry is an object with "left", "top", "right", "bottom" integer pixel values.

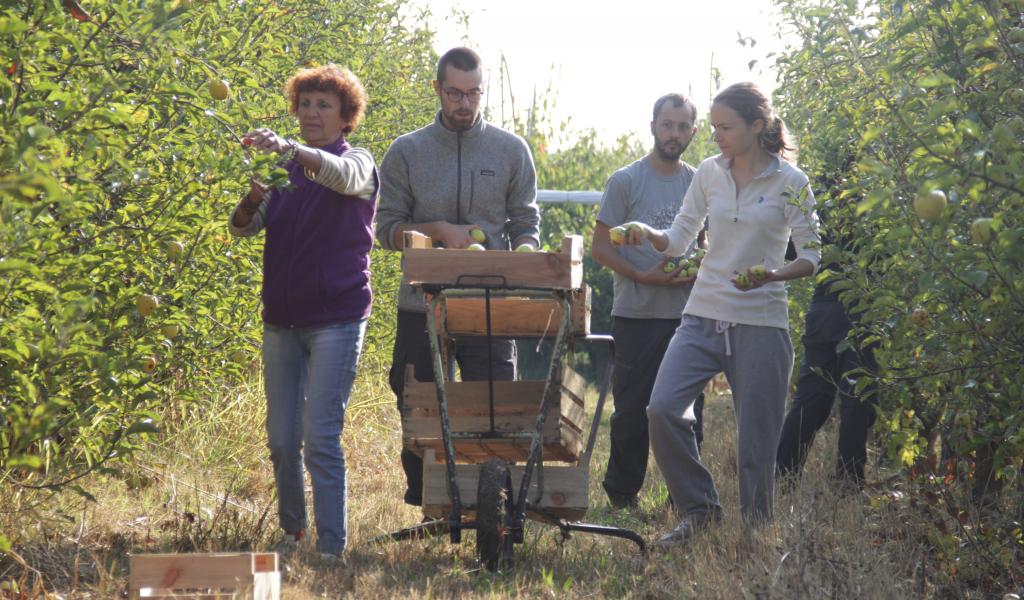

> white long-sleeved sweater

[{"left": 662, "top": 154, "right": 821, "bottom": 330}]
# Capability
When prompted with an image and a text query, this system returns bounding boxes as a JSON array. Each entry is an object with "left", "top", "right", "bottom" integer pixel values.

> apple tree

[
  {"left": 0, "top": 0, "right": 437, "bottom": 511},
  {"left": 773, "top": 0, "right": 1023, "bottom": 588}
]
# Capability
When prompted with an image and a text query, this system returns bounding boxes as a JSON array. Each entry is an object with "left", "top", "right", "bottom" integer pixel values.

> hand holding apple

[
  {"left": 243, "top": 128, "right": 294, "bottom": 156},
  {"left": 620, "top": 222, "right": 652, "bottom": 246}
]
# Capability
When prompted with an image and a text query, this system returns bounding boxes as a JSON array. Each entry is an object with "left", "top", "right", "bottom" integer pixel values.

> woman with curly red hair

[{"left": 229, "top": 64, "right": 378, "bottom": 564}]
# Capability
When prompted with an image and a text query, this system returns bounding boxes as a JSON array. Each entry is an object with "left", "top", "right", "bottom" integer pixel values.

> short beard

[{"left": 654, "top": 141, "right": 686, "bottom": 162}]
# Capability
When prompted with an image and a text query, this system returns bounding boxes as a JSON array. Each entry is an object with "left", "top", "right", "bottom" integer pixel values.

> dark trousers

[
  {"left": 389, "top": 310, "right": 517, "bottom": 505},
  {"left": 776, "top": 300, "right": 878, "bottom": 487},
  {"left": 602, "top": 316, "right": 704, "bottom": 504}
]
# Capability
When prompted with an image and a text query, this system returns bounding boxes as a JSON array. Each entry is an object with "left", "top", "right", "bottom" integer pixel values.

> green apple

[
  {"left": 136, "top": 294, "right": 159, "bottom": 317},
  {"left": 686, "top": 266, "right": 699, "bottom": 278},
  {"left": 208, "top": 78, "right": 230, "bottom": 101},
  {"left": 166, "top": 240, "right": 185, "bottom": 259},
  {"left": 466, "top": 243, "right": 485, "bottom": 251},
  {"left": 735, "top": 272, "right": 750, "bottom": 288},
  {"left": 142, "top": 356, "right": 158, "bottom": 373},
  {"left": 913, "top": 189, "right": 947, "bottom": 223},
  {"left": 663, "top": 261, "right": 678, "bottom": 273},
  {"left": 160, "top": 324, "right": 180, "bottom": 339},
  {"left": 609, "top": 226, "right": 626, "bottom": 245},
  {"left": 970, "top": 217, "right": 994, "bottom": 244},
  {"left": 749, "top": 264, "right": 768, "bottom": 282},
  {"left": 515, "top": 243, "right": 535, "bottom": 252},
  {"left": 911, "top": 307, "right": 929, "bottom": 327},
  {"left": 469, "top": 228, "right": 486, "bottom": 243}
]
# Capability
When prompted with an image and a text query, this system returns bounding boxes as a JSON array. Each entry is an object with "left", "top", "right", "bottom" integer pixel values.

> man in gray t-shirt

[{"left": 591, "top": 93, "right": 705, "bottom": 509}]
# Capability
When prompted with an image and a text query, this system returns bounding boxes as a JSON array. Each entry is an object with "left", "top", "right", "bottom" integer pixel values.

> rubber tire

[{"left": 477, "top": 459, "right": 514, "bottom": 572}]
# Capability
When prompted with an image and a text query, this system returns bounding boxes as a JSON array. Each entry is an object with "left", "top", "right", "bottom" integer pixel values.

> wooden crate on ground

[
  {"left": 128, "top": 552, "right": 279, "bottom": 599},
  {"left": 402, "top": 365, "right": 587, "bottom": 463},
  {"left": 430, "top": 285, "right": 590, "bottom": 337},
  {"left": 401, "top": 233, "right": 584, "bottom": 290},
  {"left": 421, "top": 450, "right": 588, "bottom": 521}
]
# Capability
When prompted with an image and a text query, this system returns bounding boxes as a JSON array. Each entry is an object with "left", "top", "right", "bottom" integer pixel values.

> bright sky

[{"left": 420, "top": 0, "right": 798, "bottom": 148}]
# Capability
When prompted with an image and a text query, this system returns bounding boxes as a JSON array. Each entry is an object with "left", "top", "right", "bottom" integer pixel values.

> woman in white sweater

[{"left": 616, "top": 82, "right": 821, "bottom": 547}]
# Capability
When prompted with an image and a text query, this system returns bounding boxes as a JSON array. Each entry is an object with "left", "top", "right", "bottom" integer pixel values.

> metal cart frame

[{"left": 380, "top": 275, "right": 645, "bottom": 571}]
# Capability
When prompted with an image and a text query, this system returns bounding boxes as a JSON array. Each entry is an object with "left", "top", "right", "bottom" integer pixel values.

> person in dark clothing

[{"left": 776, "top": 203, "right": 878, "bottom": 489}]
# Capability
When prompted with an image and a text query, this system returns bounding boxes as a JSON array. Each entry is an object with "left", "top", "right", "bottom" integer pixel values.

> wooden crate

[
  {"left": 421, "top": 450, "right": 588, "bottom": 521},
  {"left": 402, "top": 365, "right": 587, "bottom": 463},
  {"left": 128, "top": 552, "right": 279, "bottom": 599},
  {"left": 401, "top": 233, "right": 584, "bottom": 290},
  {"left": 430, "top": 285, "right": 590, "bottom": 337}
]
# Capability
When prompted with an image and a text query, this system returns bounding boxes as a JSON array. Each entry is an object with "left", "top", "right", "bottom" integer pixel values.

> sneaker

[
  {"left": 317, "top": 552, "right": 346, "bottom": 567},
  {"left": 655, "top": 520, "right": 696, "bottom": 549},
  {"left": 271, "top": 529, "right": 305, "bottom": 557}
]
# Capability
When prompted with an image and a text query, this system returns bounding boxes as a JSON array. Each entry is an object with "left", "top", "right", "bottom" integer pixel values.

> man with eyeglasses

[
  {"left": 376, "top": 46, "right": 540, "bottom": 507},
  {"left": 591, "top": 93, "right": 706, "bottom": 510}
]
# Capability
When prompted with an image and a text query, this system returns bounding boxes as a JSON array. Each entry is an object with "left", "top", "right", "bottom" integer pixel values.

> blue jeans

[{"left": 263, "top": 319, "right": 366, "bottom": 555}]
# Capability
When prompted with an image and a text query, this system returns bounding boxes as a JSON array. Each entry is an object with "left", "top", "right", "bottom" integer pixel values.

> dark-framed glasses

[{"left": 443, "top": 87, "right": 484, "bottom": 102}]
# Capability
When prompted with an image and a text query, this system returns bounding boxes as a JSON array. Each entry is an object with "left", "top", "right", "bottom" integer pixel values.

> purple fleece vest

[{"left": 261, "top": 138, "right": 378, "bottom": 328}]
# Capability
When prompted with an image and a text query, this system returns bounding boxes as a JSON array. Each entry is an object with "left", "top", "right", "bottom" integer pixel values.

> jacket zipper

[{"left": 456, "top": 131, "right": 463, "bottom": 224}]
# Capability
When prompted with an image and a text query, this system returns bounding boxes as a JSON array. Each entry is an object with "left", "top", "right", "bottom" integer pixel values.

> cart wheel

[{"left": 477, "top": 459, "right": 514, "bottom": 572}]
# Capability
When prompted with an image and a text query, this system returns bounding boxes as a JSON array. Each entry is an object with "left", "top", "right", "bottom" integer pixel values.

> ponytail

[{"left": 759, "top": 115, "right": 794, "bottom": 160}]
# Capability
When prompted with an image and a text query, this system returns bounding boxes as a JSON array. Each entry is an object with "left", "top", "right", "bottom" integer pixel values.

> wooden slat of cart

[
  {"left": 401, "top": 234, "right": 584, "bottom": 290},
  {"left": 401, "top": 366, "right": 587, "bottom": 463},
  {"left": 431, "top": 285, "right": 590, "bottom": 337},
  {"left": 421, "top": 450, "right": 588, "bottom": 521}
]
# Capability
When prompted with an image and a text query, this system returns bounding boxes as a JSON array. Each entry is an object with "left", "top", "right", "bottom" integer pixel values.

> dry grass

[{"left": 1, "top": 365, "right": 1021, "bottom": 598}]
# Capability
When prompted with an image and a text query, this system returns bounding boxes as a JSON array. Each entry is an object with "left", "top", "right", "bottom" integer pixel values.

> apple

[
  {"left": 160, "top": 325, "right": 180, "bottom": 339},
  {"left": 231, "top": 350, "right": 247, "bottom": 364},
  {"left": 142, "top": 356, "right": 158, "bottom": 373},
  {"left": 911, "top": 307, "right": 929, "bottom": 327},
  {"left": 466, "top": 243, "right": 485, "bottom": 251},
  {"left": 970, "top": 217, "right": 994, "bottom": 244},
  {"left": 208, "top": 78, "right": 230, "bottom": 101},
  {"left": 749, "top": 264, "right": 768, "bottom": 282},
  {"left": 693, "top": 249, "right": 706, "bottom": 261},
  {"left": 136, "top": 294, "right": 159, "bottom": 317},
  {"left": 913, "top": 189, "right": 947, "bottom": 223},
  {"left": 469, "top": 228, "right": 486, "bottom": 243},
  {"left": 663, "top": 261, "right": 678, "bottom": 273},
  {"left": 241, "top": 136, "right": 254, "bottom": 147},
  {"left": 735, "top": 272, "right": 750, "bottom": 288},
  {"left": 166, "top": 240, "right": 185, "bottom": 259},
  {"left": 514, "top": 243, "right": 535, "bottom": 252},
  {"left": 609, "top": 226, "right": 626, "bottom": 245},
  {"left": 686, "top": 266, "right": 699, "bottom": 278}
]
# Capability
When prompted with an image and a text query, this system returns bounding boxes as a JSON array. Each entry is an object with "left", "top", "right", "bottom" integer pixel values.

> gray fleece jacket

[{"left": 376, "top": 111, "right": 541, "bottom": 312}]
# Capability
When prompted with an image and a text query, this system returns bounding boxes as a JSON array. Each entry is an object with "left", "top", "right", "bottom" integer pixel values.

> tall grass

[{"left": 1, "top": 368, "right": 1020, "bottom": 598}]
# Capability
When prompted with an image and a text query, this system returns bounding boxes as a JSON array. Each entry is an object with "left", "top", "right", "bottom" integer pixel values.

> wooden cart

[{"left": 380, "top": 233, "right": 645, "bottom": 571}]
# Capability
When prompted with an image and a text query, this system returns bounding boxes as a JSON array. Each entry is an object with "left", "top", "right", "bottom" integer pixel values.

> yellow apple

[
  {"left": 208, "top": 78, "right": 230, "bottom": 101},
  {"left": 514, "top": 243, "right": 535, "bottom": 252},
  {"left": 136, "top": 294, "right": 159, "bottom": 317},
  {"left": 469, "top": 228, "right": 486, "bottom": 243},
  {"left": 466, "top": 243, "right": 485, "bottom": 251},
  {"left": 735, "top": 272, "right": 750, "bottom": 288},
  {"left": 663, "top": 261, "right": 678, "bottom": 273},
  {"left": 142, "top": 356, "right": 158, "bottom": 373},
  {"left": 166, "top": 240, "right": 185, "bottom": 259},
  {"left": 686, "top": 266, "right": 699, "bottom": 278},
  {"left": 970, "top": 217, "right": 994, "bottom": 245},
  {"left": 913, "top": 189, "right": 947, "bottom": 223},
  {"left": 608, "top": 226, "right": 626, "bottom": 245},
  {"left": 749, "top": 264, "right": 768, "bottom": 282},
  {"left": 160, "top": 325, "right": 180, "bottom": 339},
  {"left": 911, "top": 307, "right": 929, "bottom": 327}
]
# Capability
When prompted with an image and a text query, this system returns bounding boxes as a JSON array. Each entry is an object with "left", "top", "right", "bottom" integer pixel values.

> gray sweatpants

[{"left": 648, "top": 314, "right": 793, "bottom": 524}]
